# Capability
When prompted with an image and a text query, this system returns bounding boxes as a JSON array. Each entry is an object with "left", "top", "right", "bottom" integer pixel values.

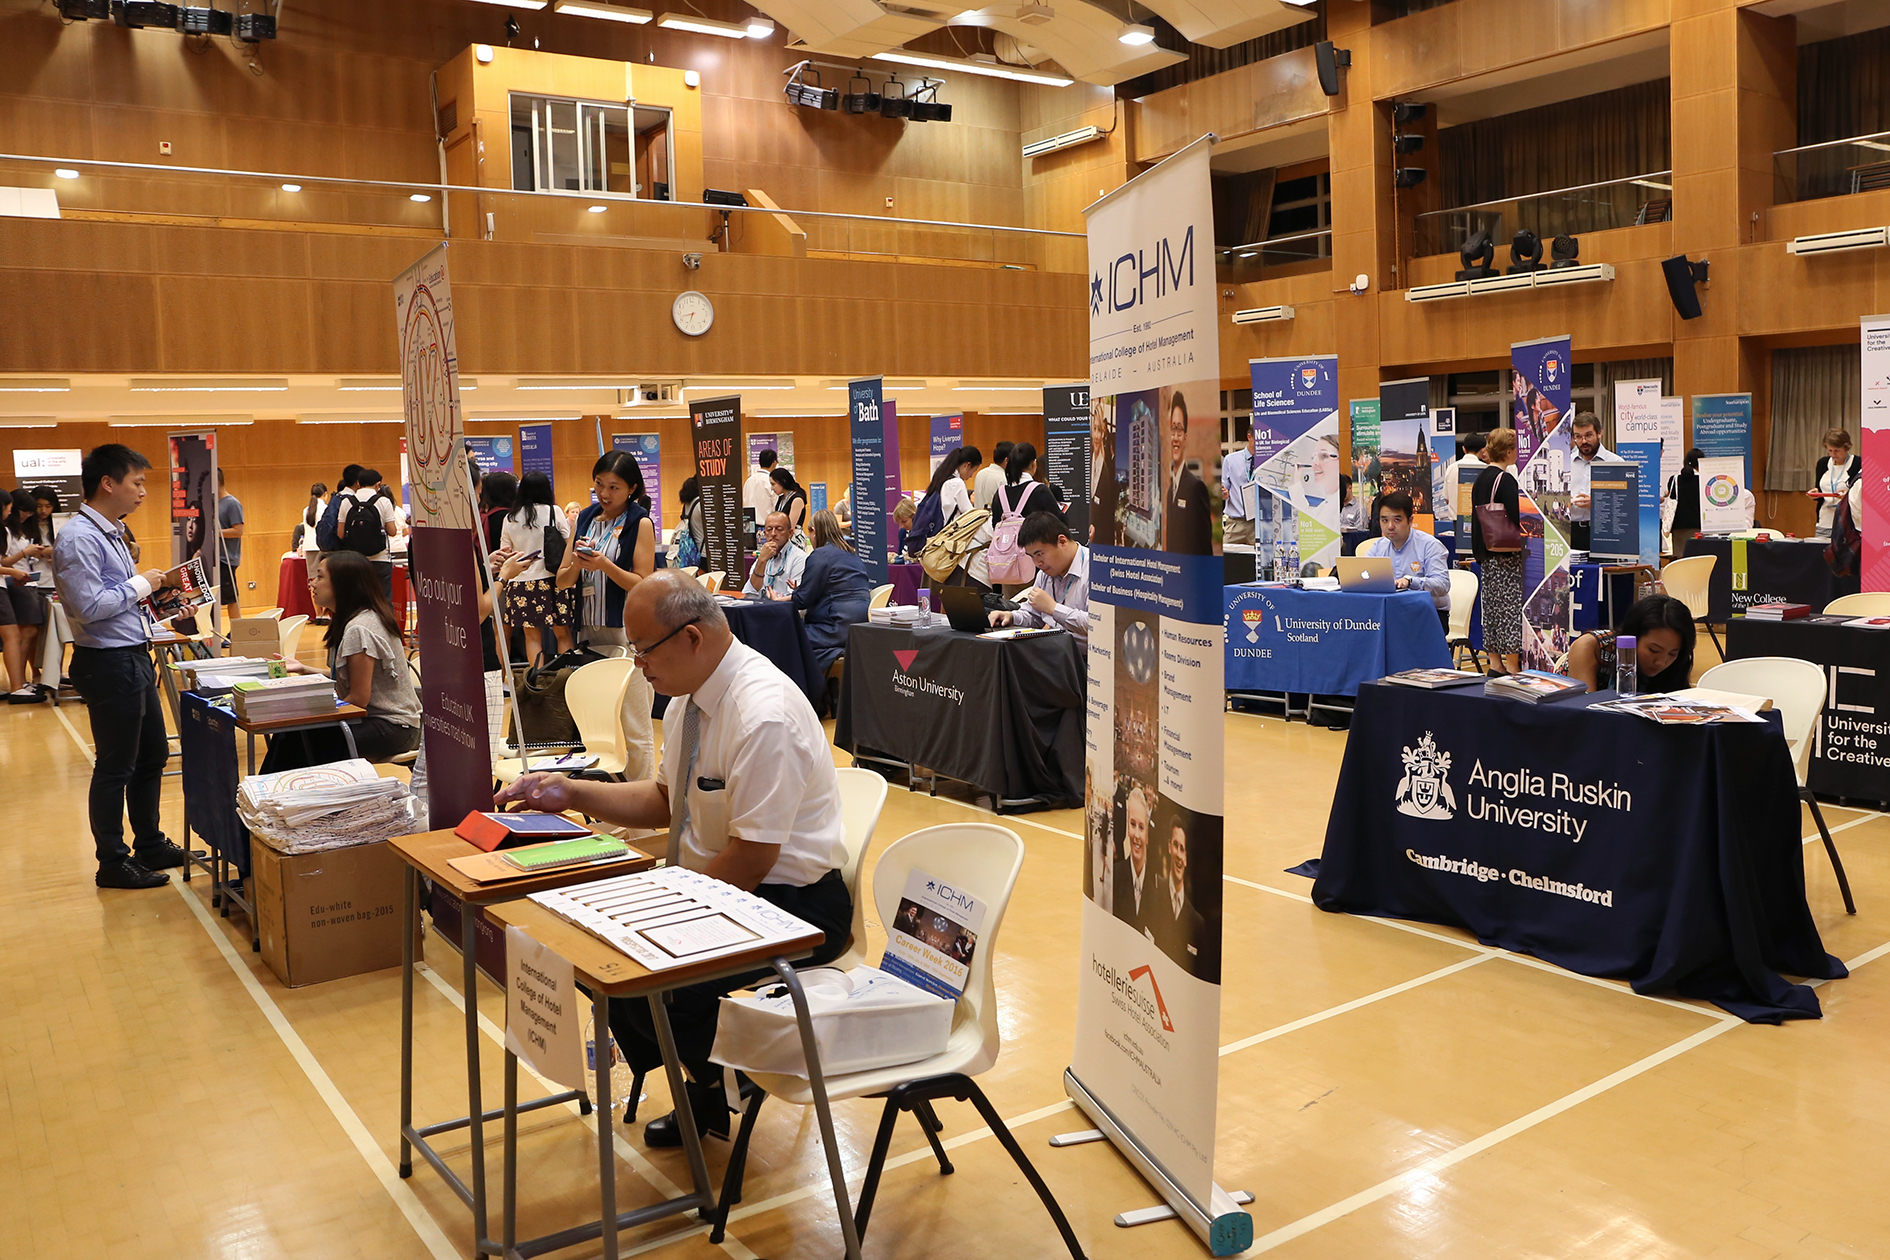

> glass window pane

[{"left": 548, "top": 98, "right": 579, "bottom": 191}]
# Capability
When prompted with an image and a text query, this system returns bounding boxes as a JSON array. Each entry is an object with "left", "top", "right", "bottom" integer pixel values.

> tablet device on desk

[
  {"left": 1334, "top": 557, "right": 1397, "bottom": 594},
  {"left": 941, "top": 585, "right": 992, "bottom": 633}
]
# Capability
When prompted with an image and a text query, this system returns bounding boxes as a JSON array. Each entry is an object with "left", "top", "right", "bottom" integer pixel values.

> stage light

[
  {"left": 1550, "top": 233, "right": 1580, "bottom": 268},
  {"left": 1455, "top": 230, "right": 1496, "bottom": 280},
  {"left": 233, "top": 11, "right": 275, "bottom": 39},
  {"left": 116, "top": 2, "right": 179, "bottom": 29},
  {"left": 703, "top": 189, "right": 749, "bottom": 207},
  {"left": 1118, "top": 23, "right": 1154, "bottom": 45},
  {"left": 1394, "top": 167, "right": 1426, "bottom": 189},
  {"left": 56, "top": 0, "right": 111, "bottom": 18},
  {"left": 1392, "top": 102, "right": 1428, "bottom": 125},
  {"left": 1507, "top": 228, "right": 1542, "bottom": 273},
  {"left": 178, "top": 6, "right": 233, "bottom": 34},
  {"left": 1393, "top": 133, "right": 1424, "bottom": 154}
]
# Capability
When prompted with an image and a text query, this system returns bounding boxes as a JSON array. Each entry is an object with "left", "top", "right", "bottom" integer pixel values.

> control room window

[{"left": 511, "top": 94, "right": 673, "bottom": 200}]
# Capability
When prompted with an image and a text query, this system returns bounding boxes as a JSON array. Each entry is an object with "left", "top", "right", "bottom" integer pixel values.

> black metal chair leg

[
  {"left": 1706, "top": 621, "right": 1725, "bottom": 661},
  {"left": 621, "top": 1066, "right": 648, "bottom": 1124},
  {"left": 709, "top": 1090, "right": 767, "bottom": 1244},
  {"left": 849, "top": 1096, "right": 905, "bottom": 1244},
  {"left": 958, "top": 1080, "right": 1087, "bottom": 1260},
  {"left": 915, "top": 1101, "right": 954, "bottom": 1175},
  {"left": 1805, "top": 790, "right": 1858, "bottom": 914}
]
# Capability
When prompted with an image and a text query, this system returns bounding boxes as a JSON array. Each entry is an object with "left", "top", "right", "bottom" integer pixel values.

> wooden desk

[
  {"left": 484, "top": 897, "right": 863, "bottom": 1260},
  {"left": 388, "top": 828, "right": 657, "bottom": 1260},
  {"left": 234, "top": 702, "right": 367, "bottom": 775}
]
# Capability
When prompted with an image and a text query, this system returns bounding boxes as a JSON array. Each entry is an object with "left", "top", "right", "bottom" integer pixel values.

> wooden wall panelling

[
  {"left": 1129, "top": 47, "right": 1329, "bottom": 166},
  {"left": 1367, "top": 0, "right": 1671, "bottom": 102}
]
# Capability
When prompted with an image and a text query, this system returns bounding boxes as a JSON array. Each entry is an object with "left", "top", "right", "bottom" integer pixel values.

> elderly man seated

[{"left": 742, "top": 510, "right": 805, "bottom": 598}]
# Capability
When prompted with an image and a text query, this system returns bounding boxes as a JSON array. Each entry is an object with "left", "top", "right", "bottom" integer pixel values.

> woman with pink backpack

[{"left": 987, "top": 441, "right": 1066, "bottom": 591}]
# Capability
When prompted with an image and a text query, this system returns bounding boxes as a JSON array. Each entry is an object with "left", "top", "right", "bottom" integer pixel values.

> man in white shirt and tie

[
  {"left": 1220, "top": 427, "right": 1258, "bottom": 547},
  {"left": 1112, "top": 784, "right": 1155, "bottom": 937},
  {"left": 1567, "top": 412, "right": 1626, "bottom": 552},
  {"left": 496, "top": 571, "right": 851, "bottom": 1149},
  {"left": 741, "top": 512, "right": 805, "bottom": 598}
]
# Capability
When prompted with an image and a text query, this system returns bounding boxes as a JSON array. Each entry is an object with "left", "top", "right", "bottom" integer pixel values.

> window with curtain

[
  {"left": 1798, "top": 26, "right": 1890, "bottom": 146},
  {"left": 1768, "top": 345, "right": 1861, "bottom": 491}
]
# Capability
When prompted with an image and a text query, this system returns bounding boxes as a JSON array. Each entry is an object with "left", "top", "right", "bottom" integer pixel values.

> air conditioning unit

[
  {"left": 1231, "top": 305, "right": 1295, "bottom": 326},
  {"left": 1466, "top": 272, "right": 1540, "bottom": 296},
  {"left": 1786, "top": 227, "right": 1890, "bottom": 256},
  {"left": 1406, "top": 281, "right": 1469, "bottom": 303},
  {"left": 1017, "top": 2, "right": 1054, "bottom": 24},
  {"left": 1529, "top": 262, "right": 1615, "bottom": 288},
  {"left": 1022, "top": 125, "right": 1103, "bottom": 159}
]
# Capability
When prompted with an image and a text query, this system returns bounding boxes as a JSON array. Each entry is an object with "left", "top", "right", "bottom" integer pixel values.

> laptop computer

[
  {"left": 941, "top": 585, "right": 993, "bottom": 633},
  {"left": 1334, "top": 556, "right": 1397, "bottom": 594}
]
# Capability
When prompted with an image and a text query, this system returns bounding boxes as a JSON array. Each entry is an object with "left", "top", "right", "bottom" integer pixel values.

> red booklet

[{"left": 454, "top": 810, "right": 592, "bottom": 852}]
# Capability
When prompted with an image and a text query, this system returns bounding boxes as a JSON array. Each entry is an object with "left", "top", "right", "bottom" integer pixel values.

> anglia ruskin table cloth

[{"left": 1311, "top": 683, "right": 1845, "bottom": 1022}]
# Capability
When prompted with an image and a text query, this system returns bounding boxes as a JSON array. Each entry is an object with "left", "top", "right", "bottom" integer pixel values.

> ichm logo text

[{"left": 1091, "top": 226, "right": 1196, "bottom": 316}]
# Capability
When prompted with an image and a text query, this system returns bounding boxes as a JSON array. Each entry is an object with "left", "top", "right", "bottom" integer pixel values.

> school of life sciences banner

[
  {"left": 1248, "top": 356, "right": 1339, "bottom": 578},
  {"left": 1073, "top": 134, "right": 1244, "bottom": 1255}
]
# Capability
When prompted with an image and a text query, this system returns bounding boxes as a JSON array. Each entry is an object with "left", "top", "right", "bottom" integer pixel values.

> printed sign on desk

[
  {"left": 504, "top": 925, "right": 585, "bottom": 1090},
  {"left": 690, "top": 396, "right": 743, "bottom": 577},
  {"left": 412, "top": 526, "right": 494, "bottom": 827}
]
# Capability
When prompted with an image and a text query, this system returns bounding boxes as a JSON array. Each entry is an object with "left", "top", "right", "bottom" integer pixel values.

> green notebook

[{"left": 501, "top": 835, "right": 631, "bottom": 873}]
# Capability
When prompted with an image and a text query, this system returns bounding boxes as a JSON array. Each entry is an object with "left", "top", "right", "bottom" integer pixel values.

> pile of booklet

[
  {"left": 231, "top": 674, "right": 338, "bottom": 721},
  {"left": 1742, "top": 603, "right": 1811, "bottom": 621},
  {"left": 172, "top": 656, "right": 277, "bottom": 696},
  {"left": 1588, "top": 691, "right": 1767, "bottom": 725},
  {"left": 238, "top": 758, "right": 417, "bottom": 854},
  {"left": 1381, "top": 667, "right": 1487, "bottom": 689},
  {"left": 869, "top": 605, "right": 933, "bottom": 627},
  {"left": 1484, "top": 671, "right": 1588, "bottom": 704}
]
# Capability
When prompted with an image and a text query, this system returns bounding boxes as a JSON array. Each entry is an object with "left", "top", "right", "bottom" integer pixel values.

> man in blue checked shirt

[
  {"left": 1220, "top": 426, "right": 1258, "bottom": 548},
  {"left": 1358, "top": 490, "right": 1451, "bottom": 628},
  {"left": 53, "top": 444, "right": 190, "bottom": 890},
  {"left": 986, "top": 512, "right": 1092, "bottom": 648}
]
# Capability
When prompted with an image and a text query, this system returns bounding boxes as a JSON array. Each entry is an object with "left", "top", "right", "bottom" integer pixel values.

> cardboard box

[
  {"left": 252, "top": 837, "right": 408, "bottom": 988},
  {"left": 229, "top": 611, "right": 283, "bottom": 655}
]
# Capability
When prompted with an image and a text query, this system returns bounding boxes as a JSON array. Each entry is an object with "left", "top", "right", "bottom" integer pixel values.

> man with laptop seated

[
  {"left": 1354, "top": 491, "right": 1451, "bottom": 628},
  {"left": 985, "top": 512, "right": 1091, "bottom": 649}
]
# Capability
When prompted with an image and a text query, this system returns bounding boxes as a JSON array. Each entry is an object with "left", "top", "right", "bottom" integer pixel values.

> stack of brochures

[
  {"left": 1588, "top": 692, "right": 1767, "bottom": 724},
  {"left": 869, "top": 605, "right": 933, "bottom": 627},
  {"left": 238, "top": 759, "right": 416, "bottom": 854},
  {"left": 172, "top": 656, "right": 276, "bottom": 695},
  {"left": 1742, "top": 603, "right": 1810, "bottom": 620},
  {"left": 231, "top": 674, "right": 338, "bottom": 721},
  {"left": 1381, "top": 668, "right": 1488, "bottom": 689},
  {"left": 1484, "top": 671, "right": 1588, "bottom": 704}
]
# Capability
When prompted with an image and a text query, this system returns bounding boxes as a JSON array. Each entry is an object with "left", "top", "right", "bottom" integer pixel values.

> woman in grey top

[{"left": 264, "top": 550, "right": 420, "bottom": 772}]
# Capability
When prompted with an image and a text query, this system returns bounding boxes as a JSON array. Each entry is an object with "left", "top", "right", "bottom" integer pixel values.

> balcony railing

[
  {"left": 1773, "top": 131, "right": 1890, "bottom": 205},
  {"left": 1214, "top": 228, "right": 1331, "bottom": 273},
  {"left": 1413, "top": 171, "right": 1674, "bottom": 258},
  {"left": 0, "top": 152, "right": 1086, "bottom": 274}
]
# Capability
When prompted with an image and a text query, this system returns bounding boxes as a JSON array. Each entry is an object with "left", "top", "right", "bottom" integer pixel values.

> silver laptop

[{"left": 1334, "top": 556, "right": 1397, "bottom": 594}]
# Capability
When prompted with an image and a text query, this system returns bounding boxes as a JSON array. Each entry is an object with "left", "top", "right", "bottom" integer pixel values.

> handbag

[{"left": 1474, "top": 470, "right": 1522, "bottom": 553}]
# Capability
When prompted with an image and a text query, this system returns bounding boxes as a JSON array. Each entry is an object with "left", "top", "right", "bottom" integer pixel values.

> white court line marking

[
  {"left": 1803, "top": 810, "right": 1884, "bottom": 847},
  {"left": 1218, "top": 956, "right": 1494, "bottom": 1057}
]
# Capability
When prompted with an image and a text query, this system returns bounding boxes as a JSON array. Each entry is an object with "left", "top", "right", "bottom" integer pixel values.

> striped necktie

[{"left": 665, "top": 699, "right": 701, "bottom": 866}]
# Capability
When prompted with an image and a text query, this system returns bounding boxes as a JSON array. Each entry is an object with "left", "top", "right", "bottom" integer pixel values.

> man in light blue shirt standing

[
  {"left": 1359, "top": 491, "right": 1451, "bottom": 627},
  {"left": 53, "top": 444, "right": 189, "bottom": 890},
  {"left": 1220, "top": 427, "right": 1258, "bottom": 548},
  {"left": 741, "top": 512, "right": 806, "bottom": 597}
]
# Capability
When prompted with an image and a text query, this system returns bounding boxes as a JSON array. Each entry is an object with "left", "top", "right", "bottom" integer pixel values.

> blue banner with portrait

[
  {"left": 464, "top": 435, "right": 515, "bottom": 475},
  {"left": 849, "top": 378, "right": 888, "bottom": 583}
]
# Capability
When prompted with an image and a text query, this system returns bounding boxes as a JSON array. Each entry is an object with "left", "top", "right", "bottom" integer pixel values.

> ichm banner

[
  {"left": 689, "top": 395, "right": 743, "bottom": 578},
  {"left": 849, "top": 379, "right": 888, "bottom": 584},
  {"left": 396, "top": 243, "right": 473, "bottom": 531},
  {"left": 1510, "top": 334, "right": 1575, "bottom": 670},
  {"left": 1249, "top": 356, "right": 1340, "bottom": 578},
  {"left": 1073, "top": 133, "right": 1243, "bottom": 1255}
]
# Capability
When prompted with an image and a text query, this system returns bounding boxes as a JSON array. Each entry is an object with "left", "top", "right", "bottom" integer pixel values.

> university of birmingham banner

[{"left": 1070, "top": 134, "right": 1247, "bottom": 1255}]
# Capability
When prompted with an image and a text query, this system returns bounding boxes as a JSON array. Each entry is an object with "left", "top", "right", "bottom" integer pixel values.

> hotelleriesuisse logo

[{"left": 1395, "top": 731, "right": 1456, "bottom": 820}]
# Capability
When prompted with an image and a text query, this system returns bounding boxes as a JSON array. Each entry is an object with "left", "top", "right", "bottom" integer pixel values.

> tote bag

[{"left": 1474, "top": 470, "right": 1522, "bottom": 553}]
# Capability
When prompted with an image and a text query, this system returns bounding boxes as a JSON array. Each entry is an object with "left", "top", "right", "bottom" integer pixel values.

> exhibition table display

[
  {"left": 722, "top": 598, "right": 823, "bottom": 705},
  {"left": 1683, "top": 536, "right": 1837, "bottom": 623},
  {"left": 1224, "top": 586, "right": 1451, "bottom": 697},
  {"left": 835, "top": 622, "right": 1084, "bottom": 809},
  {"left": 1729, "top": 618, "right": 1890, "bottom": 806},
  {"left": 1312, "top": 682, "right": 1845, "bottom": 1022}
]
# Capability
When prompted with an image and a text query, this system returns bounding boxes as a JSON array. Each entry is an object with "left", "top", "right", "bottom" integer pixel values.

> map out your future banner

[
  {"left": 1510, "top": 334, "right": 1575, "bottom": 671},
  {"left": 1249, "top": 356, "right": 1340, "bottom": 579},
  {"left": 1073, "top": 133, "right": 1245, "bottom": 1256}
]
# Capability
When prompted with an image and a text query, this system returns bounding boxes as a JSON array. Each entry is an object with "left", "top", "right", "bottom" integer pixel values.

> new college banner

[
  {"left": 690, "top": 395, "right": 742, "bottom": 577},
  {"left": 849, "top": 379, "right": 888, "bottom": 583},
  {"left": 1075, "top": 134, "right": 1243, "bottom": 1253},
  {"left": 611, "top": 434, "right": 663, "bottom": 531},
  {"left": 1250, "top": 356, "right": 1340, "bottom": 577},
  {"left": 519, "top": 423, "right": 554, "bottom": 495},
  {"left": 1510, "top": 335, "right": 1575, "bottom": 669},
  {"left": 396, "top": 243, "right": 472, "bottom": 530},
  {"left": 1864, "top": 316, "right": 1890, "bottom": 592},
  {"left": 1042, "top": 386, "right": 1090, "bottom": 543}
]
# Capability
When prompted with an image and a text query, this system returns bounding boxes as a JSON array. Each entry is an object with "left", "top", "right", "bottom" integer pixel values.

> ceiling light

[
  {"left": 297, "top": 413, "right": 405, "bottom": 425},
  {"left": 1118, "top": 23, "right": 1154, "bottom": 45},
  {"left": 55, "top": 169, "right": 80, "bottom": 179},
  {"left": 109, "top": 415, "right": 255, "bottom": 427},
  {"left": 468, "top": 0, "right": 548, "bottom": 8},
  {"left": 952, "top": 380, "right": 1037, "bottom": 390},
  {"left": 745, "top": 15, "right": 774, "bottom": 36},
  {"left": 691, "top": 378, "right": 796, "bottom": 390},
  {"left": 515, "top": 378, "right": 639, "bottom": 390},
  {"left": 0, "top": 378, "right": 71, "bottom": 392},
  {"left": 870, "top": 50, "right": 1072, "bottom": 87},
  {"left": 3, "top": 418, "right": 58, "bottom": 427},
  {"left": 129, "top": 378, "right": 289, "bottom": 392},
  {"left": 410, "top": 193, "right": 433, "bottom": 203},
  {"left": 280, "top": 183, "right": 302, "bottom": 192},
  {"left": 559, "top": 1, "right": 653, "bottom": 20},
  {"left": 336, "top": 378, "right": 401, "bottom": 391},
  {"left": 588, "top": 204, "right": 607, "bottom": 213},
  {"left": 657, "top": 12, "right": 749, "bottom": 36}
]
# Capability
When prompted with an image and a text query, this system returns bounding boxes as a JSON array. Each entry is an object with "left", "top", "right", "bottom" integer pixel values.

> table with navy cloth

[
  {"left": 1224, "top": 585, "right": 1451, "bottom": 696},
  {"left": 1727, "top": 616, "right": 1890, "bottom": 806},
  {"left": 721, "top": 597, "right": 823, "bottom": 705},
  {"left": 1683, "top": 535, "right": 1839, "bottom": 623},
  {"left": 1309, "top": 681, "right": 1846, "bottom": 1022}
]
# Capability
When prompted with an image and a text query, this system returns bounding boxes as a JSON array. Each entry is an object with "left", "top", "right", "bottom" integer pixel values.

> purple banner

[
  {"left": 1510, "top": 335, "right": 1571, "bottom": 471},
  {"left": 411, "top": 526, "right": 494, "bottom": 827},
  {"left": 612, "top": 433, "right": 663, "bottom": 531},
  {"left": 519, "top": 423, "right": 554, "bottom": 495},
  {"left": 883, "top": 400, "right": 902, "bottom": 545},
  {"left": 929, "top": 413, "right": 963, "bottom": 472}
]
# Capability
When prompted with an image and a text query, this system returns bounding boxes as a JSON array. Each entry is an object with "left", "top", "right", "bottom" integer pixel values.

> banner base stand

[
  {"left": 1117, "top": 1191, "right": 1254, "bottom": 1229},
  {"left": 1048, "top": 1129, "right": 1106, "bottom": 1147},
  {"left": 1064, "top": 1069, "right": 1253, "bottom": 1256}
]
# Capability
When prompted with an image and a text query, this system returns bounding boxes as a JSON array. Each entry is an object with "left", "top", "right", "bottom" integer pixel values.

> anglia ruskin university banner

[
  {"left": 1865, "top": 316, "right": 1890, "bottom": 592},
  {"left": 1249, "top": 356, "right": 1340, "bottom": 578},
  {"left": 396, "top": 243, "right": 473, "bottom": 531},
  {"left": 1510, "top": 335, "right": 1575, "bottom": 670},
  {"left": 1075, "top": 134, "right": 1244, "bottom": 1254}
]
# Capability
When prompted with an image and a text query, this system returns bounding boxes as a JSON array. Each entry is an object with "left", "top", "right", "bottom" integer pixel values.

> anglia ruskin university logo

[
  {"left": 1240, "top": 607, "right": 1264, "bottom": 642},
  {"left": 1395, "top": 731, "right": 1456, "bottom": 820}
]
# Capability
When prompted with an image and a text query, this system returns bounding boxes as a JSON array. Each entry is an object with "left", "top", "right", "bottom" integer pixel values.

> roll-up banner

[
  {"left": 1348, "top": 398, "right": 1381, "bottom": 502},
  {"left": 1510, "top": 335, "right": 1574, "bottom": 669},
  {"left": 519, "top": 423, "right": 554, "bottom": 495},
  {"left": 849, "top": 378, "right": 888, "bottom": 583},
  {"left": 464, "top": 436, "right": 515, "bottom": 475},
  {"left": 413, "top": 517, "right": 494, "bottom": 826},
  {"left": 1249, "top": 356, "right": 1340, "bottom": 579},
  {"left": 1043, "top": 385, "right": 1091, "bottom": 543},
  {"left": 611, "top": 434, "right": 663, "bottom": 532},
  {"left": 1864, "top": 316, "right": 1890, "bottom": 592},
  {"left": 1073, "top": 133, "right": 1244, "bottom": 1256},
  {"left": 1615, "top": 380, "right": 1665, "bottom": 491},
  {"left": 1378, "top": 377, "right": 1433, "bottom": 520},
  {"left": 13, "top": 449, "right": 83, "bottom": 505},
  {"left": 1430, "top": 408, "right": 1457, "bottom": 543},
  {"left": 882, "top": 401, "right": 901, "bottom": 533},
  {"left": 396, "top": 242, "right": 473, "bottom": 531},
  {"left": 1692, "top": 394, "right": 1752, "bottom": 491},
  {"left": 689, "top": 395, "right": 743, "bottom": 578},
  {"left": 1699, "top": 457, "right": 1749, "bottom": 534},
  {"left": 929, "top": 413, "right": 963, "bottom": 475},
  {"left": 167, "top": 430, "right": 221, "bottom": 616}
]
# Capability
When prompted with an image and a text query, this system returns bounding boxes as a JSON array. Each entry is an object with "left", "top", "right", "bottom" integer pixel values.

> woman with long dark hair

[
  {"left": 770, "top": 466, "right": 808, "bottom": 538},
  {"left": 1, "top": 490, "right": 50, "bottom": 700},
  {"left": 1563, "top": 593, "right": 1696, "bottom": 693},
  {"left": 292, "top": 482, "right": 328, "bottom": 555},
  {"left": 266, "top": 550, "right": 421, "bottom": 771},
  {"left": 905, "top": 445, "right": 983, "bottom": 557},
  {"left": 771, "top": 508, "right": 872, "bottom": 672},
  {"left": 501, "top": 470, "right": 574, "bottom": 661},
  {"left": 988, "top": 441, "right": 1061, "bottom": 526},
  {"left": 479, "top": 470, "right": 518, "bottom": 555}
]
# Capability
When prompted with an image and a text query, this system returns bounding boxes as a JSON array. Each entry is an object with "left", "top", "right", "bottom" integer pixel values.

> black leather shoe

[
  {"left": 643, "top": 1081, "right": 733, "bottom": 1148},
  {"left": 97, "top": 859, "right": 170, "bottom": 889},
  {"left": 133, "top": 839, "right": 190, "bottom": 870}
]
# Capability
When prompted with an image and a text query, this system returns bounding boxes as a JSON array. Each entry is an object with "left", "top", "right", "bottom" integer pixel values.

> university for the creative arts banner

[
  {"left": 396, "top": 243, "right": 473, "bottom": 531},
  {"left": 1250, "top": 356, "right": 1341, "bottom": 577},
  {"left": 1511, "top": 335, "right": 1574, "bottom": 670},
  {"left": 689, "top": 395, "right": 743, "bottom": 577},
  {"left": 611, "top": 434, "right": 663, "bottom": 531},
  {"left": 464, "top": 436, "right": 515, "bottom": 475},
  {"left": 849, "top": 379, "right": 888, "bottom": 583},
  {"left": 1075, "top": 133, "right": 1244, "bottom": 1254},
  {"left": 1042, "top": 386, "right": 1090, "bottom": 543},
  {"left": 929, "top": 413, "right": 963, "bottom": 475},
  {"left": 1378, "top": 377, "right": 1433, "bottom": 517},
  {"left": 167, "top": 430, "right": 220, "bottom": 604},
  {"left": 519, "top": 423, "right": 554, "bottom": 495},
  {"left": 1864, "top": 316, "right": 1890, "bottom": 592},
  {"left": 1692, "top": 394, "right": 1752, "bottom": 491}
]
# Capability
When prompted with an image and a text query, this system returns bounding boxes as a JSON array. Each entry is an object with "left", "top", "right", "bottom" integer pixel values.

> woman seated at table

[
  {"left": 263, "top": 550, "right": 421, "bottom": 772},
  {"left": 768, "top": 508, "right": 870, "bottom": 671},
  {"left": 1562, "top": 593, "right": 1696, "bottom": 694}
]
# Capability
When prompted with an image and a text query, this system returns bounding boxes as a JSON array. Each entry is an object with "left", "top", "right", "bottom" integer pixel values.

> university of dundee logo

[
  {"left": 1395, "top": 731, "right": 1455, "bottom": 820},
  {"left": 1241, "top": 608, "right": 1264, "bottom": 642}
]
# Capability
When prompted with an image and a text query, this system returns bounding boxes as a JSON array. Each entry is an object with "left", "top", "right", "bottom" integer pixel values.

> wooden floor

[{"left": 5, "top": 681, "right": 1890, "bottom": 1260}]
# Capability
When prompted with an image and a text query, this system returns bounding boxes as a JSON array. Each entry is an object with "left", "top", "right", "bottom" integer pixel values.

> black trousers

[
  {"left": 608, "top": 869, "right": 853, "bottom": 1086},
  {"left": 372, "top": 559, "right": 394, "bottom": 604},
  {"left": 68, "top": 644, "right": 170, "bottom": 867},
  {"left": 1570, "top": 520, "right": 1591, "bottom": 552},
  {"left": 259, "top": 714, "right": 419, "bottom": 774}
]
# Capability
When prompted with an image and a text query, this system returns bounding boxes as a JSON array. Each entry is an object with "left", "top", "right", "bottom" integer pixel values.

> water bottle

[{"left": 1614, "top": 635, "right": 1637, "bottom": 695}]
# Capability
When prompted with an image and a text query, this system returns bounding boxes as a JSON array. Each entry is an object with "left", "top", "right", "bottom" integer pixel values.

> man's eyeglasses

[{"left": 629, "top": 616, "right": 700, "bottom": 662}]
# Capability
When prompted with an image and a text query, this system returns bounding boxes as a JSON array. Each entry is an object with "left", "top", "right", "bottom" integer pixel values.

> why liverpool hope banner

[
  {"left": 1073, "top": 134, "right": 1245, "bottom": 1255},
  {"left": 1510, "top": 335, "right": 1575, "bottom": 669},
  {"left": 1249, "top": 356, "right": 1340, "bottom": 578}
]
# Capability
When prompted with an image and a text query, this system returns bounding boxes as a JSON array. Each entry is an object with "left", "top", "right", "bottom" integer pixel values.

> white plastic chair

[
  {"left": 1661, "top": 553, "right": 1721, "bottom": 656},
  {"left": 1823, "top": 591, "right": 1890, "bottom": 617},
  {"left": 1446, "top": 568, "right": 1480, "bottom": 671},
  {"left": 492, "top": 657, "right": 637, "bottom": 786},
  {"left": 700, "top": 570, "right": 726, "bottom": 594},
  {"left": 868, "top": 582, "right": 894, "bottom": 610},
  {"left": 1698, "top": 656, "right": 1855, "bottom": 913},
  {"left": 276, "top": 613, "right": 310, "bottom": 659},
  {"left": 708, "top": 823, "right": 1083, "bottom": 1257}
]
